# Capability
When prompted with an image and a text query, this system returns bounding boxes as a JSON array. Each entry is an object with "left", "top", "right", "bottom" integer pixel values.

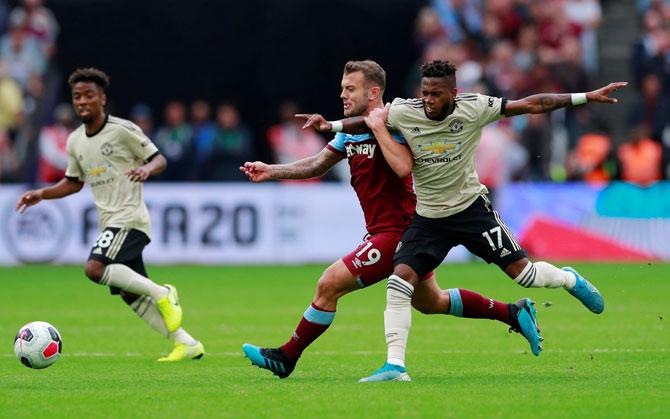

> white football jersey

[{"left": 387, "top": 93, "right": 506, "bottom": 218}]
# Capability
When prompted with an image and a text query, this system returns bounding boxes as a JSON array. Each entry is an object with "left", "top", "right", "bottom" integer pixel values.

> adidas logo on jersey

[
  {"left": 500, "top": 247, "right": 511, "bottom": 257},
  {"left": 411, "top": 127, "right": 421, "bottom": 134}
]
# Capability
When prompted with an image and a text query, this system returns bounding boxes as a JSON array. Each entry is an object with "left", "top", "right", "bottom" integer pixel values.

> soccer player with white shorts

[
  {"left": 304, "top": 60, "right": 625, "bottom": 381},
  {"left": 15, "top": 68, "right": 204, "bottom": 362}
]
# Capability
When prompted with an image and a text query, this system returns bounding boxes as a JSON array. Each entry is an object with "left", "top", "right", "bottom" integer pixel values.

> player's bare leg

[
  {"left": 505, "top": 258, "right": 604, "bottom": 314},
  {"left": 243, "top": 259, "right": 361, "bottom": 378}
]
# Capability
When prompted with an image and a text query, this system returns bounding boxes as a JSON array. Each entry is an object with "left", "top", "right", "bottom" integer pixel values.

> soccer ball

[{"left": 14, "top": 321, "right": 63, "bottom": 369}]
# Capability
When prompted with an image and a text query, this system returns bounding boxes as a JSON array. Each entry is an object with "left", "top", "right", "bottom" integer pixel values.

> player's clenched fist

[
  {"left": 15, "top": 189, "right": 43, "bottom": 213},
  {"left": 239, "top": 161, "right": 272, "bottom": 183},
  {"left": 364, "top": 103, "right": 390, "bottom": 131}
]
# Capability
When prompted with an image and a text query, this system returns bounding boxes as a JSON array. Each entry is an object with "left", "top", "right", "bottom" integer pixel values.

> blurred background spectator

[
  {"left": 154, "top": 100, "right": 193, "bottom": 181},
  {"left": 36, "top": 102, "right": 72, "bottom": 183},
  {"left": 206, "top": 102, "right": 253, "bottom": 181},
  {"left": 266, "top": 101, "right": 328, "bottom": 183}
]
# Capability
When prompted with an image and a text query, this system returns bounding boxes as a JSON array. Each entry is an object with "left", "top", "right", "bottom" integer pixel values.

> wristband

[
  {"left": 571, "top": 93, "right": 587, "bottom": 106},
  {"left": 329, "top": 121, "right": 343, "bottom": 132}
]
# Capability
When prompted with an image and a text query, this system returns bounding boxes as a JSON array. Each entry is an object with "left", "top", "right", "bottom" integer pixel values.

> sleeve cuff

[
  {"left": 145, "top": 151, "right": 160, "bottom": 162},
  {"left": 65, "top": 175, "right": 81, "bottom": 182},
  {"left": 500, "top": 98, "right": 508, "bottom": 115},
  {"left": 326, "top": 144, "right": 345, "bottom": 155}
]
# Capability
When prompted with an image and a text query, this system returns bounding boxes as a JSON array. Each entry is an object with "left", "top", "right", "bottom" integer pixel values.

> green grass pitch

[{"left": 0, "top": 263, "right": 668, "bottom": 418}]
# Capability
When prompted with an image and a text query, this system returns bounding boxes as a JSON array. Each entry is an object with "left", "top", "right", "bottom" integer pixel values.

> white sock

[
  {"left": 170, "top": 328, "right": 198, "bottom": 346},
  {"left": 513, "top": 261, "right": 576, "bottom": 289},
  {"left": 385, "top": 275, "right": 414, "bottom": 368},
  {"left": 101, "top": 264, "right": 168, "bottom": 300},
  {"left": 130, "top": 296, "right": 197, "bottom": 345}
]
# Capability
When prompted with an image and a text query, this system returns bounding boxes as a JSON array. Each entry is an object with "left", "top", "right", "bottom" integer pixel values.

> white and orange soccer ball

[{"left": 14, "top": 321, "right": 63, "bottom": 369}]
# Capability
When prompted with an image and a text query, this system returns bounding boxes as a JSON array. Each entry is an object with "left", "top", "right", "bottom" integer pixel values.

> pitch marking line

[{"left": 2, "top": 348, "right": 666, "bottom": 358}]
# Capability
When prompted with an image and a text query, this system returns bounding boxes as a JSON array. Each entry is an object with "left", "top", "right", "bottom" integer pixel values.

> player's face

[
  {"left": 421, "top": 77, "right": 457, "bottom": 120},
  {"left": 71, "top": 82, "right": 106, "bottom": 123},
  {"left": 340, "top": 71, "right": 371, "bottom": 117}
]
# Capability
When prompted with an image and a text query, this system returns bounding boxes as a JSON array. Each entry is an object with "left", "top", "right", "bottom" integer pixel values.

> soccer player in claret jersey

[
  {"left": 15, "top": 68, "right": 204, "bottom": 361},
  {"left": 303, "top": 60, "right": 624, "bottom": 381},
  {"left": 240, "top": 60, "right": 541, "bottom": 380}
]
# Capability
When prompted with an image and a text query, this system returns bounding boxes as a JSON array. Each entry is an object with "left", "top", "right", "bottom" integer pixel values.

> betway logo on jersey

[{"left": 346, "top": 143, "right": 377, "bottom": 159}]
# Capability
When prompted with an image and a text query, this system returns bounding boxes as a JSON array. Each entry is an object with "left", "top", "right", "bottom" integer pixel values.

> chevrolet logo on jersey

[
  {"left": 421, "top": 141, "right": 461, "bottom": 155},
  {"left": 87, "top": 166, "right": 107, "bottom": 177}
]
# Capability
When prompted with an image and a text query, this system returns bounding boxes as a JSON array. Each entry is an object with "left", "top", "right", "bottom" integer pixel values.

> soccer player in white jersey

[
  {"left": 15, "top": 68, "right": 204, "bottom": 361},
  {"left": 302, "top": 60, "right": 626, "bottom": 381}
]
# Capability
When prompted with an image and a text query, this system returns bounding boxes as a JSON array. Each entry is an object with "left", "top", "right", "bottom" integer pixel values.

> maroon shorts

[{"left": 342, "top": 232, "right": 433, "bottom": 287}]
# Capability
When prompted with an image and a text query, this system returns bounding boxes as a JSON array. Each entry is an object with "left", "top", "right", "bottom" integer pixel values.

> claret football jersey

[
  {"left": 65, "top": 115, "right": 159, "bottom": 238},
  {"left": 387, "top": 93, "right": 506, "bottom": 218},
  {"left": 327, "top": 131, "right": 416, "bottom": 234}
]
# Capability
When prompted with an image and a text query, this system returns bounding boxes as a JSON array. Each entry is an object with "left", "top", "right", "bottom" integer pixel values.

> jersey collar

[{"left": 85, "top": 113, "right": 109, "bottom": 138}]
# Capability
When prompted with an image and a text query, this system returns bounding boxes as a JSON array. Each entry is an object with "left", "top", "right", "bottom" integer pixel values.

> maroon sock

[
  {"left": 280, "top": 302, "right": 335, "bottom": 360},
  {"left": 453, "top": 288, "right": 512, "bottom": 326}
]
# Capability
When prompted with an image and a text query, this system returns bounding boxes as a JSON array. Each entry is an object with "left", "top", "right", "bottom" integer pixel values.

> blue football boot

[
  {"left": 243, "top": 343, "right": 296, "bottom": 379},
  {"left": 358, "top": 362, "right": 411, "bottom": 383},
  {"left": 563, "top": 267, "right": 605, "bottom": 314},
  {"left": 510, "top": 298, "right": 543, "bottom": 356}
]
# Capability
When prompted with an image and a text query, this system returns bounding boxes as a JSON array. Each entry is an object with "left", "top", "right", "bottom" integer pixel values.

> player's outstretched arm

[
  {"left": 296, "top": 113, "right": 369, "bottom": 134},
  {"left": 504, "top": 82, "right": 628, "bottom": 117},
  {"left": 365, "top": 104, "right": 413, "bottom": 178},
  {"left": 15, "top": 177, "right": 84, "bottom": 213},
  {"left": 125, "top": 153, "right": 167, "bottom": 182},
  {"left": 240, "top": 149, "right": 343, "bottom": 182}
]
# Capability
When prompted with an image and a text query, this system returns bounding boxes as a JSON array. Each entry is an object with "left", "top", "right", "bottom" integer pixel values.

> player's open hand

[
  {"left": 587, "top": 82, "right": 628, "bottom": 104},
  {"left": 240, "top": 161, "right": 272, "bottom": 182},
  {"left": 364, "top": 103, "right": 390, "bottom": 131},
  {"left": 125, "top": 167, "right": 150, "bottom": 182},
  {"left": 295, "top": 113, "right": 331, "bottom": 132},
  {"left": 15, "top": 189, "right": 43, "bottom": 213}
]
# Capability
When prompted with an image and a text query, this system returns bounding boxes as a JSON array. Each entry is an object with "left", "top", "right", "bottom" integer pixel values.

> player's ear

[
  {"left": 368, "top": 86, "right": 381, "bottom": 101},
  {"left": 101, "top": 93, "right": 107, "bottom": 107}
]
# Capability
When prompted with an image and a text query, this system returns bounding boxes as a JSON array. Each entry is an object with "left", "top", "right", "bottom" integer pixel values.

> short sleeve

[
  {"left": 326, "top": 132, "right": 347, "bottom": 154},
  {"left": 122, "top": 123, "right": 159, "bottom": 161},
  {"left": 65, "top": 138, "right": 83, "bottom": 180},
  {"left": 387, "top": 98, "right": 407, "bottom": 130},
  {"left": 389, "top": 129, "right": 407, "bottom": 145},
  {"left": 476, "top": 94, "right": 506, "bottom": 127}
]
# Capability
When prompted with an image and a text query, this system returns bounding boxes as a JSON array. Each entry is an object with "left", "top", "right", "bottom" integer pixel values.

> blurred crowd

[
  {"left": 415, "top": 0, "right": 670, "bottom": 190},
  {"left": 1, "top": 0, "right": 669, "bottom": 187},
  {"left": 0, "top": 0, "right": 61, "bottom": 185}
]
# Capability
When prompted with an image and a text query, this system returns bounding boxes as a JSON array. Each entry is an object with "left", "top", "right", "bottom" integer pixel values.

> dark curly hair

[
  {"left": 68, "top": 67, "right": 110, "bottom": 91},
  {"left": 420, "top": 60, "right": 457, "bottom": 85}
]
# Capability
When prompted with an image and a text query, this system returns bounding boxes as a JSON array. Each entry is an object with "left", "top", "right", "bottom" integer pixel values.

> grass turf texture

[{"left": 0, "top": 263, "right": 668, "bottom": 418}]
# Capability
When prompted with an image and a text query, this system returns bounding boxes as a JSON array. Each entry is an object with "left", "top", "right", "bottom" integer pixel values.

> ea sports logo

[{"left": 2, "top": 198, "right": 71, "bottom": 263}]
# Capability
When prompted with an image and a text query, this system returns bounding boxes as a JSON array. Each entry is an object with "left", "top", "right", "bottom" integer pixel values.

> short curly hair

[
  {"left": 420, "top": 60, "right": 457, "bottom": 84},
  {"left": 68, "top": 67, "right": 110, "bottom": 91}
]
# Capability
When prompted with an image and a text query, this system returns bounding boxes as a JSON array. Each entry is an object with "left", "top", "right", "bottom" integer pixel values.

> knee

[
  {"left": 316, "top": 269, "right": 340, "bottom": 301},
  {"left": 392, "top": 265, "right": 420, "bottom": 287},
  {"left": 505, "top": 258, "right": 530, "bottom": 279},
  {"left": 84, "top": 261, "right": 105, "bottom": 283}
]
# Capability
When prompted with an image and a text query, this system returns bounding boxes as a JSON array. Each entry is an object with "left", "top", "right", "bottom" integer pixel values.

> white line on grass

[{"left": 1, "top": 348, "right": 666, "bottom": 358}]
